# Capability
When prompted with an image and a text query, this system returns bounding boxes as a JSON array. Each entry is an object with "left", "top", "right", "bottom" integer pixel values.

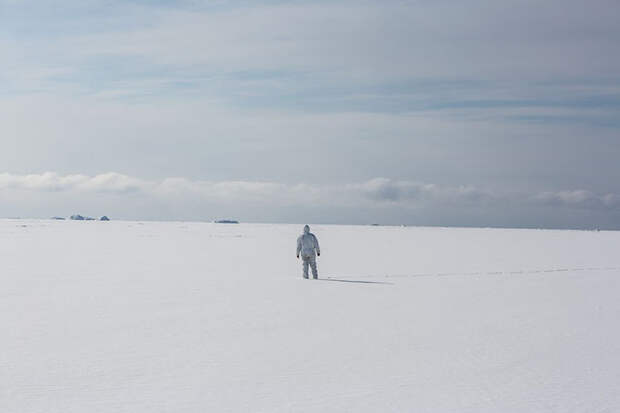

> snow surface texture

[{"left": 2, "top": 220, "right": 620, "bottom": 412}]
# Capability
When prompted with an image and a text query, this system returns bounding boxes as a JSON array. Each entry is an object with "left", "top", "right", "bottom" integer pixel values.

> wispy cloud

[{"left": 3, "top": 0, "right": 620, "bottom": 120}]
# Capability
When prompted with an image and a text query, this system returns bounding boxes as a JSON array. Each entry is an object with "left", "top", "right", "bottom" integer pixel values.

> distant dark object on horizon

[
  {"left": 214, "top": 219, "right": 239, "bottom": 224},
  {"left": 100, "top": 216, "right": 110, "bottom": 221},
  {"left": 51, "top": 216, "right": 65, "bottom": 220},
  {"left": 370, "top": 223, "right": 380, "bottom": 226},
  {"left": 70, "top": 214, "right": 96, "bottom": 221}
]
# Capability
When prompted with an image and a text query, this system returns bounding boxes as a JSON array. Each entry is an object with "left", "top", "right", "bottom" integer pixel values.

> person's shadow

[{"left": 319, "top": 277, "right": 393, "bottom": 285}]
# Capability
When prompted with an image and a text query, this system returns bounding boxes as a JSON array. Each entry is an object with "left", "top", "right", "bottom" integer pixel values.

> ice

[{"left": 2, "top": 219, "right": 619, "bottom": 412}]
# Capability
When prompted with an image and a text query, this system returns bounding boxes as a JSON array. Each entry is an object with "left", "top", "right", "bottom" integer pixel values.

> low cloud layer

[{"left": 1, "top": 172, "right": 619, "bottom": 228}]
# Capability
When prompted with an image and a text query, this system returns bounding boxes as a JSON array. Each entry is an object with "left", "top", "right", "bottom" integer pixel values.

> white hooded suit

[{"left": 296, "top": 225, "right": 320, "bottom": 279}]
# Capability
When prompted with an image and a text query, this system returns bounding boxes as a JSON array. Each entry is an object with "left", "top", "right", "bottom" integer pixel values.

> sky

[{"left": 1, "top": 0, "right": 620, "bottom": 228}]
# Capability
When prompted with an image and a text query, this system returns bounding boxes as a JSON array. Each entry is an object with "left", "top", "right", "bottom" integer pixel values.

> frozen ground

[{"left": 2, "top": 219, "right": 620, "bottom": 412}]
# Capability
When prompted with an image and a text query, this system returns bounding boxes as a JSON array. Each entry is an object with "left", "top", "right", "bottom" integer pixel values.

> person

[{"left": 296, "top": 224, "right": 320, "bottom": 279}]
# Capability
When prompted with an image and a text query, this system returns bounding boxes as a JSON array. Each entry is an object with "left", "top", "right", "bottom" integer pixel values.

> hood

[{"left": 303, "top": 225, "right": 310, "bottom": 234}]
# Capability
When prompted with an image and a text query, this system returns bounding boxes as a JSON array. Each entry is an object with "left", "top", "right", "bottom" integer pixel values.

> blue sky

[{"left": 1, "top": 0, "right": 620, "bottom": 228}]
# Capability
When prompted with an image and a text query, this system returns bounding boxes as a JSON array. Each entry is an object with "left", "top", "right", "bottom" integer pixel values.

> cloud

[
  {"left": 1, "top": 172, "right": 618, "bottom": 213},
  {"left": 354, "top": 178, "right": 493, "bottom": 204},
  {"left": 534, "top": 190, "right": 620, "bottom": 210},
  {"left": 3, "top": 0, "right": 620, "bottom": 119},
  {"left": 0, "top": 172, "right": 147, "bottom": 193},
  {"left": 38, "top": 0, "right": 620, "bottom": 80}
]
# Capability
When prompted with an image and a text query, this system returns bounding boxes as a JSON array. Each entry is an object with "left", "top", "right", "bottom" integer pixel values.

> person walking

[{"left": 296, "top": 225, "right": 320, "bottom": 279}]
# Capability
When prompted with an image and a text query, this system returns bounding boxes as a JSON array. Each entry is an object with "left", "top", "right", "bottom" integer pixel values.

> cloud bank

[{"left": 1, "top": 172, "right": 619, "bottom": 228}]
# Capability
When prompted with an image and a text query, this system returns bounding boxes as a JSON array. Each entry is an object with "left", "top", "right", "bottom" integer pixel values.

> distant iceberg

[{"left": 70, "top": 214, "right": 96, "bottom": 221}]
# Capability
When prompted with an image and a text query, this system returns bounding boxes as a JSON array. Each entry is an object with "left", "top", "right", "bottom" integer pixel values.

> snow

[{"left": 2, "top": 219, "right": 620, "bottom": 412}]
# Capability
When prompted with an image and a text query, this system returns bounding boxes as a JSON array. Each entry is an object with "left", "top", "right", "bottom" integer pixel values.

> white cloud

[
  {"left": 534, "top": 190, "right": 620, "bottom": 209},
  {"left": 1, "top": 172, "right": 618, "bottom": 213},
  {"left": 0, "top": 172, "right": 147, "bottom": 193},
  {"left": 353, "top": 178, "right": 493, "bottom": 204}
]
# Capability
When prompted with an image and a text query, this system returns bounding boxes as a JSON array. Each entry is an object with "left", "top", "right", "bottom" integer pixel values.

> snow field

[{"left": 2, "top": 220, "right": 619, "bottom": 412}]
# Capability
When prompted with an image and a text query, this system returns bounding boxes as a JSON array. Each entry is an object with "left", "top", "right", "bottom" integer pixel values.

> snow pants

[{"left": 302, "top": 255, "right": 318, "bottom": 279}]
